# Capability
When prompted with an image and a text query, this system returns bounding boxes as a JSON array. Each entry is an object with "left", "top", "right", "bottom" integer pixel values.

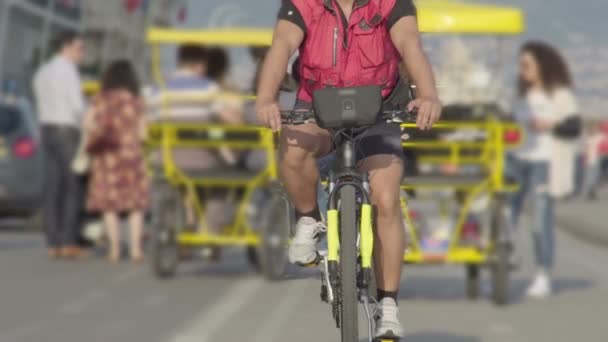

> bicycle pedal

[{"left": 295, "top": 253, "right": 322, "bottom": 268}]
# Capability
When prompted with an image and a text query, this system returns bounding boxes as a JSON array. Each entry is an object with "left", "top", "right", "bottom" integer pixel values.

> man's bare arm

[
  {"left": 256, "top": 20, "right": 304, "bottom": 130},
  {"left": 390, "top": 16, "right": 441, "bottom": 129},
  {"left": 257, "top": 20, "right": 304, "bottom": 103}
]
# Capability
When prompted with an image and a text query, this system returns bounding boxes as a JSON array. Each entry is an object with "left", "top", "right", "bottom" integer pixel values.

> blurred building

[
  {"left": 0, "top": 0, "right": 181, "bottom": 98},
  {"left": 81, "top": 0, "right": 181, "bottom": 80}
]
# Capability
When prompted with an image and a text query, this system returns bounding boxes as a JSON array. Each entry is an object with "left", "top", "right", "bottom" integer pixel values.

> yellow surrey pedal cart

[
  {"left": 397, "top": 0, "right": 526, "bottom": 305},
  {"left": 145, "top": 28, "right": 292, "bottom": 280}
]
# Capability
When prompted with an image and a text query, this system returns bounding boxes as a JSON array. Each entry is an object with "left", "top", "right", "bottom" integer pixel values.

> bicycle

[{"left": 280, "top": 85, "right": 417, "bottom": 342}]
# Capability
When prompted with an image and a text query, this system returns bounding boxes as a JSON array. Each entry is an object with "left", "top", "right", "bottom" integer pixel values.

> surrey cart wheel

[
  {"left": 256, "top": 191, "right": 291, "bottom": 280},
  {"left": 246, "top": 246, "right": 260, "bottom": 271},
  {"left": 466, "top": 264, "right": 480, "bottom": 299},
  {"left": 490, "top": 196, "right": 510, "bottom": 305},
  {"left": 151, "top": 181, "right": 184, "bottom": 279}
]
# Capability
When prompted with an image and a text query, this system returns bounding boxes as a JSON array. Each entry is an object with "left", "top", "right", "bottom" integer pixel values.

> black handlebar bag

[
  {"left": 312, "top": 85, "right": 383, "bottom": 129},
  {"left": 312, "top": 79, "right": 413, "bottom": 129}
]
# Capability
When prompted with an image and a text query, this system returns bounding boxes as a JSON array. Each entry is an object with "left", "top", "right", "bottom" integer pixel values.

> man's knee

[
  {"left": 280, "top": 146, "right": 311, "bottom": 172},
  {"left": 371, "top": 189, "right": 401, "bottom": 220}
]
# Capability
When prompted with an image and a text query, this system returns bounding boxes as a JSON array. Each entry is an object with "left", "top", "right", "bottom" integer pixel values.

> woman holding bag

[
  {"left": 509, "top": 41, "right": 580, "bottom": 298},
  {"left": 83, "top": 60, "right": 149, "bottom": 263}
]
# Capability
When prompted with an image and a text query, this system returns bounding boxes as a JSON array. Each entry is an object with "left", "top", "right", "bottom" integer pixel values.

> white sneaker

[
  {"left": 375, "top": 298, "right": 404, "bottom": 339},
  {"left": 526, "top": 272, "right": 552, "bottom": 299},
  {"left": 288, "top": 217, "right": 322, "bottom": 265}
]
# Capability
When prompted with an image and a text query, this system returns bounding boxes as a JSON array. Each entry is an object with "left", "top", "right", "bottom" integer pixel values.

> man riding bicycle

[{"left": 256, "top": 0, "right": 441, "bottom": 339}]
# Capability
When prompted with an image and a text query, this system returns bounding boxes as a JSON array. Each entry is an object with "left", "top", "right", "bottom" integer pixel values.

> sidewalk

[{"left": 556, "top": 187, "right": 608, "bottom": 247}]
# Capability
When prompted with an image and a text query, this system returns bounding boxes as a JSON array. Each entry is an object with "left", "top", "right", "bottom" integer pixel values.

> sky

[{"left": 183, "top": 0, "right": 607, "bottom": 114}]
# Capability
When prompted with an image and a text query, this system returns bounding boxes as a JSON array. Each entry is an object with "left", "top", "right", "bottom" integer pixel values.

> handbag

[
  {"left": 552, "top": 115, "right": 582, "bottom": 140},
  {"left": 71, "top": 132, "right": 91, "bottom": 175}
]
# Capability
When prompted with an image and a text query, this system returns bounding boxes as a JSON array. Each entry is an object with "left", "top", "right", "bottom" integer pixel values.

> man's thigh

[
  {"left": 356, "top": 122, "right": 404, "bottom": 201},
  {"left": 279, "top": 123, "right": 332, "bottom": 158}
]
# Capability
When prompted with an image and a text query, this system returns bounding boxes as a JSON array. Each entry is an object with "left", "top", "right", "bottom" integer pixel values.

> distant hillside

[{"left": 477, "top": 0, "right": 607, "bottom": 116}]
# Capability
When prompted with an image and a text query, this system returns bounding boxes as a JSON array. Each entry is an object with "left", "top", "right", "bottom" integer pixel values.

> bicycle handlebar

[{"left": 279, "top": 109, "right": 417, "bottom": 126}]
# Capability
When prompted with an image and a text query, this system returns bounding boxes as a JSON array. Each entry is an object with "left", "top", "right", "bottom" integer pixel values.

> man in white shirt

[{"left": 33, "top": 31, "right": 86, "bottom": 259}]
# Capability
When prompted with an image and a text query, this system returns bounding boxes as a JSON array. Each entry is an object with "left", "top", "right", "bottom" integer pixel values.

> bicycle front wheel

[{"left": 339, "top": 185, "right": 358, "bottom": 342}]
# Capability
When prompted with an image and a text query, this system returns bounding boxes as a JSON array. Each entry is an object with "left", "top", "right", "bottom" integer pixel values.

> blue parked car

[{"left": 0, "top": 98, "right": 45, "bottom": 228}]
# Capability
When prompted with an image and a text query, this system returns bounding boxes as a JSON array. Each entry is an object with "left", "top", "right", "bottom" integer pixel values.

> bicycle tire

[
  {"left": 339, "top": 185, "right": 359, "bottom": 342},
  {"left": 257, "top": 192, "right": 290, "bottom": 281},
  {"left": 466, "top": 264, "right": 480, "bottom": 299},
  {"left": 490, "top": 196, "right": 509, "bottom": 306},
  {"left": 151, "top": 181, "right": 182, "bottom": 279}
]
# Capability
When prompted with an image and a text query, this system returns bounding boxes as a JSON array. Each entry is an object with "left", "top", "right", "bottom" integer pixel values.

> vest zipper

[{"left": 332, "top": 26, "right": 338, "bottom": 67}]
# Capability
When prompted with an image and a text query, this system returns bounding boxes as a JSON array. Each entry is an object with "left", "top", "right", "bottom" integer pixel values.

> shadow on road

[
  {"left": 399, "top": 275, "right": 594, "bottom": 304},
  {"left": 0, "top": 232, "right": 42, "bottom": 252},
  {"left": 402, "top": 332, "right": 480, "bottom": 342},
  {"left": 357, "top": 332, "right": 480, "bottom": 342},
  {"left": 509, "top": 277, "right": 594, "bottom": 303},
  {"left": 174, "top": 249, "right": 315, "bottom": 281}
]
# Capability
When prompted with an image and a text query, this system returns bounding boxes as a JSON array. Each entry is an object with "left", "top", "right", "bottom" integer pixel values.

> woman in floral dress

[{"left": 84, "top": 60, "right": 148, "bottom": 262}]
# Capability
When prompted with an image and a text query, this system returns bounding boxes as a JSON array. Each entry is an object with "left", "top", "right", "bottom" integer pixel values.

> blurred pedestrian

[
  {"left": 83, "top": 60, "right": 148, "bottom": 263},
  {"left": 510, "top": 41, "right": 580, "bottom": 298},
  {"left": 207, "top": 47, "right": 232, "bottom": 90},
  {"left": 33, "top": 31, "right": 87, "bottom": 259},
  {"left": 583, "top": 121, "right": 607, "bottom": 200}
]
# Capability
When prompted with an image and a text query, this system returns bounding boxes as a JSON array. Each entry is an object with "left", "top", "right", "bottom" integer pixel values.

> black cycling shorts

[{"left": 294, "top": 100, "right": 405, "bottom": 163}]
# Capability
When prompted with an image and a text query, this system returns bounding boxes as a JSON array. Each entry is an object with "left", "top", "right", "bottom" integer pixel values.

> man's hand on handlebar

[
  {"left": 408, "top": 97, "right": 442, "bottom": 130},
  {"left": 255, "top": 100, "right": 282, "bottom": 132}
]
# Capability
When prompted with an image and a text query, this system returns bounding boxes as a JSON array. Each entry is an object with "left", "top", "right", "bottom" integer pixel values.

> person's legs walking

[
  {"left": 41, "top": 127, "right": 62, "bottom": 257},
  {"left": 103, "top": 211, "right": 121, "bottom": 262},
  {"left": 280, "top": 123, "right": 331, "bottom": 265},
  {"left": 573, "top": 153, "right": 585, "bottom": 197},
  {"left": 128, "top": 211, "right": 144, "bottom": 261},
  {"left": 527, "top": 162, "right": 554, "bottom": 298},
  {"left": 509, "top": 157, "right": 531, "bottom": 230},
  {"left": 59, "top": 129, "right": 82, "bottom": 249},
  {"left": 583, "top": 161, "right": 601, "bottom": 199}
]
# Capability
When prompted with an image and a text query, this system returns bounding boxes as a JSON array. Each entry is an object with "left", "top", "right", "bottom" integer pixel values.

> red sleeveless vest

[{"left": 291, "top": 0, "right": 400, "bottom": 102}]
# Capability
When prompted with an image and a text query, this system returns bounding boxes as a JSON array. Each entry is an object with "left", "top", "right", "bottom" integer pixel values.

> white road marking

[
  {"left": 251, "top": 281, "right": 310, "bottom": 342},
  {"left": 58, "top": 268, "right": 143, "bottom": 315},
  {"left": 488, "top": 322, "right": 515, "bottom": 334},
  {"left": 59, "top": 289, "right": 109, "bottom": 315},
  {"left": 143, "top": 293, "right": 170, "bottom": 308},
  {"left": 111, "top": 267, "right": 145, "bottom": 284},
  {"left": 171, "top": 277, "right": 265, "bottom": 342}
]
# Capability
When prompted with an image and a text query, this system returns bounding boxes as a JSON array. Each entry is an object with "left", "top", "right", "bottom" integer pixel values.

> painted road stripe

[{"left": 171, "top": 277, "right": 265, "bottom": 342}]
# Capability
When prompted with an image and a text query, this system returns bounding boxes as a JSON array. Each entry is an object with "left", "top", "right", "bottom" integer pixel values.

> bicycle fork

[
  {"left": 360, "top": 175, "right": 375, "bottom": 342},
  {"left": 322, "top": 173, "right": 376, "bottom": 340}
]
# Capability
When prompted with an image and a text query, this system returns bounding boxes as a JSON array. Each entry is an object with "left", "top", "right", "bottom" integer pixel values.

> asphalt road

[{"left": 1, "top": 221, "right": 607, "bottom": 342}]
